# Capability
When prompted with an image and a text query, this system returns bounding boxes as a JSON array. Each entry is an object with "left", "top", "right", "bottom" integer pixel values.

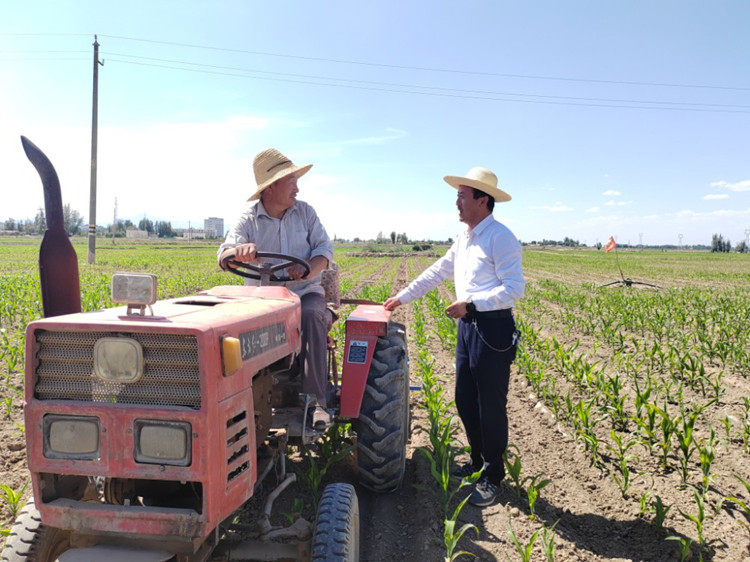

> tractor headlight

[
  {"left": 44, "top": 415, "right": 100, "bottom": 460},
  {"left": 134, "top": 420, "right": 192, "bottom": 466},
  {"left": 93, "top": 337, "right": 144, "bottom": 383}
]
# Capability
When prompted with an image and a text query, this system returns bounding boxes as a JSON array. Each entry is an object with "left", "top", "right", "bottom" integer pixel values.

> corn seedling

[
  {"left": 697, "top": 429, "right": 717, "bottom": 497},
  {"left": 507, "top": 517, "right": 541, "bottom": 562},
  {"left": 675, "top": 407, "right": 700, "bottom": 484},
  {"left": 292, "top": 429, "right": 354, "bottom": 511},
  {"left": 720, "top": 415, "right": 733, "bottom": 449},
  {"left": 0, "top": 480, "right": 28, "bottom": 519},
  {"left": 650, "top": 495, "right": 672, "bottom": 532},
  {"left": 656, "top": 403, "right": 679, "bottom": 470},
  {"left": 666, "top": 535, "right": 693, "bottom": 562},
  {"left": 540, "top": 520, "right": 559, "bottom": 562},
  {"left": 280, "top": 497, "right": 304, "bottom": 524},
  {"left": 503, "top": 445, "right": 524, "bottom": 499},
  {"left": 677, "top": 488, "right": 707, "bottom": 551},
  {"left": 725, "top": 475, "right": 750, "bottom": 538},
  {"left": 444, "top": 495, "right": 479, "bottom": 562},
  {"left": 638, "top": 489, "right": 652, "bottom": 518},
  {"left": 525, "top": 474, "right": 551, "bottom": 519},
  {"left": 607, "top": 430, "right": 638, "bottom": 497}
]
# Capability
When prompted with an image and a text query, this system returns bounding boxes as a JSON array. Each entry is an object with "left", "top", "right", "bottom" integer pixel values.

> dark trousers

[
  {"left": 455, "top": 314, "right": 517, "bottom": 486},
  {"left": 299, "top": 292, "right": 329, "bottom": 408}
]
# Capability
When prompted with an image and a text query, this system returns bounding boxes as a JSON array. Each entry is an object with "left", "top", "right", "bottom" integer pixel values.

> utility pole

[{"left": 88, "top": 35, "right": 104, "bottom": 264}]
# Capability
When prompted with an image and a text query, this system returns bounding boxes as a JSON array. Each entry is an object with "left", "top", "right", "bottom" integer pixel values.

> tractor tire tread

[{"left": 356, "top": 322, "right": 409, "bottom": 493}]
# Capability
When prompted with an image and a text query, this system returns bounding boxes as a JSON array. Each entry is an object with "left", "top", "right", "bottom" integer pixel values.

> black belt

[{"left": 465, "top": 308, "right": 513, "bottom": 320}]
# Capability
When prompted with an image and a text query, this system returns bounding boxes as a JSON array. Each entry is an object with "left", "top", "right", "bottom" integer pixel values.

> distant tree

[
  {"left": 63, "top": 204, "right": 85, "bottom": 236},
  {"left": 390, "top": 231, "right": 396, "bottom": 244},
  {"left": 33, "top": 208, "right": 46, "bottom": 234},
  {"left": 3, "top": 218, "right": 16, "bottom": 231},
  {"left": 711, "top": 234, "right": 731, "bottom": 253},
  {"left": 139, "top": 217, "right": 154, "bottom": 233},
  {"left": 110, "top": 221, "right": 126, "bottom": 237},
  {"left": 155, "top": 221, "right": 175, "bottom": 238},
  {"left": 376, "top": 231, "right": 386, "bottom": 244},
  {"left": 736, "top": 240, "right": 748, "bottom": 253}
]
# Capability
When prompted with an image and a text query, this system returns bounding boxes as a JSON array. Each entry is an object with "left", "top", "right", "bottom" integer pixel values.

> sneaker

[
  {"left": 468, "top": 477, "right": 501, "bottom": 507},
  {"left": 311, "top": 405, "right": 332, "bottom": 430},
  {"left": 451, "top": 463, "right": 483, "bottom": 479}
]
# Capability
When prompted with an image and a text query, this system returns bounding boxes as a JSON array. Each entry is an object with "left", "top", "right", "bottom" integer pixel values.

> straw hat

[
  {"left": 444, "top": 167, "right": 511, "bottom": 202},
  {"left": 248, "top": 148, "right": 313, "bottom": 201}
]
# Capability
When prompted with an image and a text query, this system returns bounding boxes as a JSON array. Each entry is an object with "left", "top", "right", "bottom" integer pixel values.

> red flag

[{"left": 605, "top": 236, "right": 616, "bottom": 253}]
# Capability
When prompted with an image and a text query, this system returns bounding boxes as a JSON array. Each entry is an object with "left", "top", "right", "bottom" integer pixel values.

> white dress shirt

[
  {"left": 218, "top": 200, "right": 334, "bottom": 298},
  {"left": 395, "top": 214, "right": 525, "bottom": 311}
]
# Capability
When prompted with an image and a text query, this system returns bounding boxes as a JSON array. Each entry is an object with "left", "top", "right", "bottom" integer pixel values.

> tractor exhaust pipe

[{"left": 21, "top": 136, "right": 81, "bottom": 317}]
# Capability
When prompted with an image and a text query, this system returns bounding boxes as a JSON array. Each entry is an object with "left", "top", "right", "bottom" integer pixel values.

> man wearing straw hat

[
  {"left": 218, "top": 148, "right": 334, "bottom": 430},
  {"left": 384, "top": 166, "right": 525, "bottom": 507}
]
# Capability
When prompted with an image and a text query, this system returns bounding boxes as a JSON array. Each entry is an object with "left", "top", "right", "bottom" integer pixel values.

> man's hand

[
  {"left": 286, "top": 263, "right": 308, "bottom": 280},
  {"left": 384, "top": 297, "right": 402, "bottom": 311},
  {"left": 221, "top": 243, "right": 258, "bottom": 269},
  {"left": 445, "top": 300, "right": 468, "bottom": 319}
]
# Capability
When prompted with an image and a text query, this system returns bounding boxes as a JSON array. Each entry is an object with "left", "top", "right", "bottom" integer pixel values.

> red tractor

[{"left": 2, "top": 138, "right": 410, "bottom": 562}]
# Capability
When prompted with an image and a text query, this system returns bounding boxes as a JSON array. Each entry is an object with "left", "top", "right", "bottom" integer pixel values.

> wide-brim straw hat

[
  {"left": 444, "top": 166, "right": 511, "bottom": 202},
  {"left": 248, "top": 148, "right": 313, "bottom": 201}
]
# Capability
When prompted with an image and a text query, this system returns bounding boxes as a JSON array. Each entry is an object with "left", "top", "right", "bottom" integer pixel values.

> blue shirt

[
  {"left": 395, "top": 214, "right": 525, "bottom": 311},
  {"left": 218, "top": 200, "right": 334, "bottom": 298}
]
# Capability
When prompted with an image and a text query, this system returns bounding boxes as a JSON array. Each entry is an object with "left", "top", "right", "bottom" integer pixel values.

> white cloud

[
  {"left": 341, "top": 128, "right": 408, "bottom": 146},
  {"left": 710, "top": 180, "right": 750, "bottom": 192},
  {"left": 531, "top": 202, "right": 573, "bottom": 212},
  {"left": 605, "top": 200, "right": 632, "bottom": 207},
  {"left": 603, "top": 190, "right": 621, "bottom": 196},
  {"left": 585, "top": 206, "right": 600, "bottom": 213},
  {"left": 703, "top": 194, "right": 729, "bottom": 200}
]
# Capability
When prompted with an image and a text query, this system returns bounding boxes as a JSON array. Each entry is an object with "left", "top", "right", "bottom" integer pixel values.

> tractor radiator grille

[{"left": 33, "top": 330, "right": 202, "bottom": 409}]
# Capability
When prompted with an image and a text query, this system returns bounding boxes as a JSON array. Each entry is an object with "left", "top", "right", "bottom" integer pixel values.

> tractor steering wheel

[{"left": 221, "top": 251, "right": 311, "bottom": 283}]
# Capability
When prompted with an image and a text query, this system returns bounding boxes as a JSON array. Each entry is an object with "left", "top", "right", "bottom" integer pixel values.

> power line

[
  {"left": 104, "top": 51, "right": 750, "bottom": 110},
  {"left": 5, "top": 32, "right": 750, "bottom": 93},
  {"left": 105, "top": 56, "right": 750, "bottom": 114},
  {"left": 98, "top": 33, "right": 750, "bottom": 93}
]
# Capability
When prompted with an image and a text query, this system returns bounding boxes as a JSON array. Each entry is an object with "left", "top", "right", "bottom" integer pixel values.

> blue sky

[{"left": 1, "top": 1, "right": 749, "bottom": 247}]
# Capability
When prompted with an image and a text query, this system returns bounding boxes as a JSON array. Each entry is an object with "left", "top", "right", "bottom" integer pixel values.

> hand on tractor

[
  {"left": 221, "top": 243, "right": 259, "bottom": 270},
  {"left": 286, "top": 263, "right": 308, "bottom": 280},
  {"left": 383, "top": 297, "right": 402, "bottom": 311}
]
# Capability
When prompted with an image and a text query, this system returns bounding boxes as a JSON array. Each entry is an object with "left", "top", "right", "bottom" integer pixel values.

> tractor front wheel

[
  {"left": 1, "top": 500, "right": 72, "bottom": 562},
  {"left": 355, "top": 322, "right": 409, "bottom": 492},
  {"left": 311, "top": 483, "right": 359, "bottom": 562}
]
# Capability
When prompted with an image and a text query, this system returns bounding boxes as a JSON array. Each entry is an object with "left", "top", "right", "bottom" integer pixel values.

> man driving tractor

[{"left": 218, "top": 148, "right": 334, "bottom": 430}]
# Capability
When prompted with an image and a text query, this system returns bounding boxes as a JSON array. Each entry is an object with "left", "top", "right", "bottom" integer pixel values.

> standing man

[
  {"left": 218, "top": 148, "right": 334, "bottom": 429},
  {"left": 384, "top": 166, "right": 525, "bottom": 507}
]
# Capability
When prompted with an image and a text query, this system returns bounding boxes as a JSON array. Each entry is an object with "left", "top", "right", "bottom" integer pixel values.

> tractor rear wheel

[
  {"left": 1, "top": 500, "right": 72, "bottom": 562},
  {"left": 311, "top": 483, "right": 359, "bottom": 562},
  {"left": 355, "top": 322, "right": 409, "bottom": 492}
]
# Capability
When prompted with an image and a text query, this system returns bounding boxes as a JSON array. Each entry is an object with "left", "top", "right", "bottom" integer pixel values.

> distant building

[
  {"left": 204, "top": 217, "right": 224, "bottom": 239},
  {"left": 175, "top": 227, "right": 206, "bottom": 240},
  {"left": 126, "top": 228, "right": 149, "bottom": 239}
]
